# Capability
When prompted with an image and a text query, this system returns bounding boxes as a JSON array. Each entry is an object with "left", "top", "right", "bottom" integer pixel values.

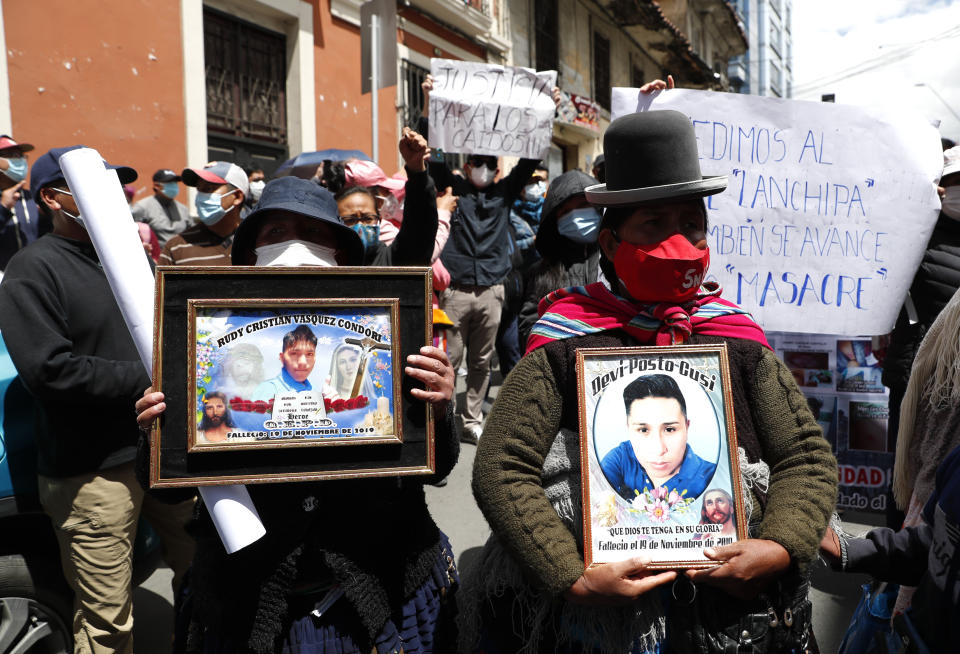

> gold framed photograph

[
  {"left": 576, "top": 344, "right": 747, "bottom": 569},
  {"left": 187, "top": 298, "right": 402, "bottom": 452}
]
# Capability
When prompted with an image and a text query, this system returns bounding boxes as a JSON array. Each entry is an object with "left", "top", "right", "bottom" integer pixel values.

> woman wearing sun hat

[{"left": 464, "top": 84, "right": 837, "bottom": 653}]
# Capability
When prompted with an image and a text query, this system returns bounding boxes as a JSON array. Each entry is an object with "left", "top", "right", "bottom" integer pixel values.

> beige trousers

[
  {"left": 38, "top": 462, "right": 195, "bottom": 654},
  {"left": 440, "top": 284, "right": 504, "bottom": 432}
]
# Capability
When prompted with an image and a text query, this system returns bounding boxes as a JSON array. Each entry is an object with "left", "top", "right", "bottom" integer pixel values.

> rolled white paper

[
  {"left": 59, "top": 150, "right": 155, "bottom": 371},
  {"left": 202, "top": 484, "right": 267, "bottom": 553},
  {"left": 59, "top": 148, "right": 266, "bottom": 554}
]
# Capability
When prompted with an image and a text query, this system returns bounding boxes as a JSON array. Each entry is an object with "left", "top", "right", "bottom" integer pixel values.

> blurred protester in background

[
  {"left": 159, "top": 161, "right": 248, "bottom": 266},
  {"left": 418, "top": 74, "right": 561, "bottom": 444},
  {"left": 497, "top": 165, "right": 549, "bottom": 377},
  {"left": 344, "top": 159, "right": 405, "bottom": 214},
  {"left": 132, "top": 169, "right": 190, "bottom": 247},
  {"left": 246, "top": 165, "right": 265, "bottom": 205},
  {"left": 512, "top": 164, "right": 548, "bottom": 238},
  {"left": 518, "top": 170, "right": 600, "bottom": 346},
  {"left": 591, "top": 154, "right": 606, "bottom": 184},
  {"left": 0, "top": 134, "right": 46, "bottom": 271},
  {"left": 0, "top": 146, "right": 195, "bottom": 654},
  {"left": 823, "top": 441, "right": 960, "bottom": 652}
]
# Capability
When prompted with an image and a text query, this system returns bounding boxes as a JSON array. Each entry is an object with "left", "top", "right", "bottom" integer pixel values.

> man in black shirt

[{"left": 0, "top": 146, "right": 195, "bottom": 653}]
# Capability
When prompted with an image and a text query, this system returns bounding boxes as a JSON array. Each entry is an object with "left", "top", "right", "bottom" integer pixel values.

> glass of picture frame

[
  {"left": 576, "top": 344, "right": 747, "bottom": 569},
  {"left": 150, "top": 266, "right": 435, "bottom": 488}
]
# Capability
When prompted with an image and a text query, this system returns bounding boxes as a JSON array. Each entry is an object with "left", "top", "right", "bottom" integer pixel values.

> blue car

[{"left": 0, "top": 334, "right": 161, "bottom": 653}]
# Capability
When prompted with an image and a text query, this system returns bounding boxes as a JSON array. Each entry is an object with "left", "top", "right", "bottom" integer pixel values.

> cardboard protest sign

[
  {"left": 428, "top": 59, "right": 557, "bottom": 159},
  {"left": 612, "top": 88, "right": 943, "bottom": 335}
]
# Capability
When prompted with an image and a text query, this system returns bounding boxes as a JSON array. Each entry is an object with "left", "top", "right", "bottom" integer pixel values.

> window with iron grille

[
  {"left": 534, "top": 0, "right": 559, "bottom": 73},
  {"left": 401, "top": 59, "right": 430, "bottom": 129},
  {"left": 594, "top": 33, "right": 610, "bottom": 110},
  {"left": 204, "top": 8, "right": 287, "bottom": 144}
]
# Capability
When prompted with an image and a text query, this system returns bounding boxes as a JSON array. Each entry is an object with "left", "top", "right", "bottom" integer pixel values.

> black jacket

[
  {"left": 0, "top": 234, "right": 150, "bottom": 477},
  {"left": 367, "top": 168, "right": 438, "bottom": 267},
  {"left": 883, "top": 214, "right": 960, "bottom": 389},
  {"left": 418, "top": 116, "right": 539, "bottom": 287}
]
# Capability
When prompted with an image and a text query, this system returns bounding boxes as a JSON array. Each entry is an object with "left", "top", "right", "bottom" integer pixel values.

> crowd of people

[{"left": 0, "top": 71, "right": 957, "bottom": 654}]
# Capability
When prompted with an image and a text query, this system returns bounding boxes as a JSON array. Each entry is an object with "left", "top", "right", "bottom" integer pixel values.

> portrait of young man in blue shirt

[
  {"left": 600, "top": 373, "right": 717, "bottom": 501},
  {"left": 252, "top": 324, "right": 318, "bottom": 401}
]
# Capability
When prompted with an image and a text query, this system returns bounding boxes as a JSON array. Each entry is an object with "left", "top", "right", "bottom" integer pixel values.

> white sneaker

[{"left": 460, "top": 425, "right": 481, "bottom": 445}]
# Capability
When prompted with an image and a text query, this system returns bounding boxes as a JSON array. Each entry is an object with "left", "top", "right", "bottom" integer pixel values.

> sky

[{"left": 792, "top": 0, "right": 960, "bottom": 144}]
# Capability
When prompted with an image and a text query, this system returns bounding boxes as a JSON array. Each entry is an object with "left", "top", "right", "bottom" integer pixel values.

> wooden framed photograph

[
  {"left": 151, "top": 266, "right": 434, "bottom": 488},
  {"left": 576, "top": 344, "right": 747, "bottom": 569}
]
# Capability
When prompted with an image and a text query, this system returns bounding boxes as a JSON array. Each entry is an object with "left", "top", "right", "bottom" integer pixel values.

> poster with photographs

[
  {"left": 577, "top": 344, "right": 746, "bottom": 569},
  {"left": 769, "top": 331, "right": 893, "bottom": 513},
  {"left": 188, "top": 299, "right": 400, "bottom": 451}
]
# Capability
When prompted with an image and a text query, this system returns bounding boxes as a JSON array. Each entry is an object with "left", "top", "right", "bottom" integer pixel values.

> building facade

[
  {"left": 0, "top": 0, "right": 752, "bottom": 203},
  {"left": 0, "top": 0, "right": 510, "bottom": 204},
  {"left": 506, "top": 0, "right": 748, "bottom": 176},
  {"left": 726, "top": 0, "right": 792, "bottom": 97}
]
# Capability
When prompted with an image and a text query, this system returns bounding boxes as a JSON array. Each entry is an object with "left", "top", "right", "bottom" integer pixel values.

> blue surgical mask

[
  {"left": 351, "top": 223, "right": 380, "bottom": 253},
  {"left": 2, "top": 157, "right": 27, "bottom": 182},
  {"left": 195, "top": 189, "right": 237, "bottom": 226},
  {"left": 160, "top": 181, "right": 179, "bottom": 199},
  {"left": 557, "top": 207, "right": 601, "bottom": 244}
]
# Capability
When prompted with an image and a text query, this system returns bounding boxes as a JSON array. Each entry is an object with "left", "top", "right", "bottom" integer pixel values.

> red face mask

[{"left": 613, "top": 233, "right": 710, "bottom": 303}]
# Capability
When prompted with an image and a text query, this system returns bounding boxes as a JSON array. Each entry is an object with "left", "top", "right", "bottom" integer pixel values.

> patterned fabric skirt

[{"left": 195, "top": 532, "right": 459, "bottom": 654}]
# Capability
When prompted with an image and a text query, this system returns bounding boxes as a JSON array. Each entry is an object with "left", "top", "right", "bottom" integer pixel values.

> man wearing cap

[
  {"left": 159, "top": 161, "right": 248, "bottom": 266},
  {"left": 0, "top": 146, "right": 196, "bottom": 653},
  {"left": 131, "top": 168, "right": 190, "bottom": 246},
  {"left": 0, "top": 134, "right": 47, "bottom": 270}
]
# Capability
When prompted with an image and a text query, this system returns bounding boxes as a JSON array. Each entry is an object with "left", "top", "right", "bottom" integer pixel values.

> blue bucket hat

[
  {"left": 30, "top": 145, "right": 137, "bottom": 200},
  {"left": 231, "top": 176, "right": 363, "bottom": 266}
]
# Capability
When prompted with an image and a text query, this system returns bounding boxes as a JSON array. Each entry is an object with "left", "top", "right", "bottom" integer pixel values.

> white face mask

[
  {"left": 469, "top": 165, "right": 496, "bottom": 189},
  {"left": 254, "top": 240, "right": 338, "bottom": 267},
  {"left": 249, "top": 180, "right": 265, "bottom": 202},
  {"left": 943, "top": 186, "right": 960, "bottom": 220},
  {"left": 523, "top": 180, "right": 547, "bottom": 202}
]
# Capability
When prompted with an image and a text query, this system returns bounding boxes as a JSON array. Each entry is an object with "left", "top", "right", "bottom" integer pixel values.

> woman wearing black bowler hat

[{"left": 465, "top": 79, "right": 838, "bottom": 653}]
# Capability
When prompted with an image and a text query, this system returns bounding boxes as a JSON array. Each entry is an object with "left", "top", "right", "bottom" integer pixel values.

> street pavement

[{"left": 134, "top": 372, "right": 883, "bottom": 653}]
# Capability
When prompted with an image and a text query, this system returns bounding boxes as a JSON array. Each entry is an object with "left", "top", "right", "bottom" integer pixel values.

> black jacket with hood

[{"left": 518, "top": 170, "right": 600, "bottom": 347}]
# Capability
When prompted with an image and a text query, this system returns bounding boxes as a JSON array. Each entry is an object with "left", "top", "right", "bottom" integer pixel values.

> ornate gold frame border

[{"left": 576, "top": 343, "right": 747, "bottom": 571}]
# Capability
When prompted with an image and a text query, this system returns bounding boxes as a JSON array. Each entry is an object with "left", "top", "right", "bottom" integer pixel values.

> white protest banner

[
  {"left": 611, "top": 88, "right": 943, "bottom": 335},
  {"left": 428, "top": 58, "right": 556, "bottom": 159}
]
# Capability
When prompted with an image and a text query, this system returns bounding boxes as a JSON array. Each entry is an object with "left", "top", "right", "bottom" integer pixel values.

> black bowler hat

[
  {"left": 585, "top": 110, "right": 726, "bottom": 207},
  {"left": 231, "top": 176, "right": 363, "bottom": 266}
]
